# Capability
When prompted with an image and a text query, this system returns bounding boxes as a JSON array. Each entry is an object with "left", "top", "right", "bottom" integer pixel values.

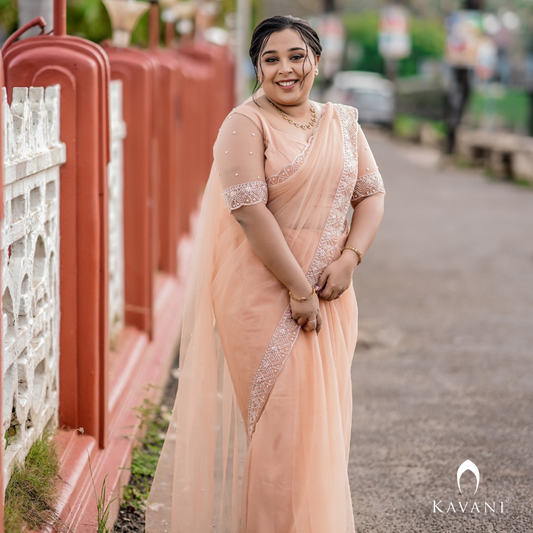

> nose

[{"left": 278, "top": 59, "right": 293, "bottom": 74}]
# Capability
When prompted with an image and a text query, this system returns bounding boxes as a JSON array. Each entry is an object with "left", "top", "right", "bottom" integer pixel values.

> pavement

[{"left": 351, "top": 131, "right": 533, "bottom": 533}]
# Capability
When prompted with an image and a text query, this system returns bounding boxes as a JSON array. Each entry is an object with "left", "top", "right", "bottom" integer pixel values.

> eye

[
  {"left": 264, "top": 57, "right": 278, "bottom": 63},
  {"left": 291, "top": 54, "right": 304, "bottom": 60}
]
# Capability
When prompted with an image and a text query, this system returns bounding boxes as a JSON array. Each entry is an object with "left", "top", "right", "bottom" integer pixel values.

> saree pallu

[{"left": 147, "top": 103, "right": 361, "bottom": 533}]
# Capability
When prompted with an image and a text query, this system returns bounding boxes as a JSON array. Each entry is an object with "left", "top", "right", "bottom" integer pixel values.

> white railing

[
  {"left": 108, "top": 80, "right": 126, "bottom": 350},
  {"left": 1, "top": 85, "right": 65, "bottom": 487}
]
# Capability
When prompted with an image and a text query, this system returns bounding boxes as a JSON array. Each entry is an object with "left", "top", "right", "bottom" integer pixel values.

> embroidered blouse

[{"left": 214, "top": 103, "right": 385, "bottom": 213}]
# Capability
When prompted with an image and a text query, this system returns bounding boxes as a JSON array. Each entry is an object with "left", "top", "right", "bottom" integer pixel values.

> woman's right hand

[{"left": 290, "top": 295, "right": 322, "bottom": 333}]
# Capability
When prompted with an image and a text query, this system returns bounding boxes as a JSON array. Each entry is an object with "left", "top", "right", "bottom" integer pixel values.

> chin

[{"left": 274, "top": 90, "right": 301, "bottom": 104}]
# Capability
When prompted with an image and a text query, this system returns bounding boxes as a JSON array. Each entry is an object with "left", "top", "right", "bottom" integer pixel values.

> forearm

[
  {"left": 343, "top": 193, "right": 385, "bottom": 267},
  {"left": 233, "top": 204, "right": 313, "bottom": 297}
]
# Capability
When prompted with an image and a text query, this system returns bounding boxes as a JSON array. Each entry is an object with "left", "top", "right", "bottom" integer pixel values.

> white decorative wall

[
  {"left": 1, "top": 85, "right": 65, "bottom": 487},
  {"left": 108, "top": 80, "right": 126, "bottom": 349}
]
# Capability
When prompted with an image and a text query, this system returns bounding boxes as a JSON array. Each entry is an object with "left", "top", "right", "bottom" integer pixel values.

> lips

[{"left": 276, "top": 79, "right": 298, "bottom": 88}]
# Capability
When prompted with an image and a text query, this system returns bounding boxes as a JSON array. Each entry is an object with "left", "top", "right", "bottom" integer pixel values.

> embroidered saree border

[
  {"left": 246, "top": 104, "right": 359, "bottom": 441},
  {"left": 266, "top": 130, "right": 317, "bottom": 186}
]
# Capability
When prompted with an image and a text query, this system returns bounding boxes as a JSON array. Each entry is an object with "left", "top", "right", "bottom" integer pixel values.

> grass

[
  {"left": 4, "top": 429, "right": 67, "bottom": 533},
  {"left": 88, "top": 453, "right": 116, "bottom": 533},
  {"left": 512, "top": 177, "right": 533, "bottom": 188},
  {"left": 466, "top": 86, "right": 529, "bottom": 133},
  {"left": 116, "top": 397, "right": 171, "bottom": 522},
  {"left": 393, "top": 113, "right": 446, "bottom": 144}
]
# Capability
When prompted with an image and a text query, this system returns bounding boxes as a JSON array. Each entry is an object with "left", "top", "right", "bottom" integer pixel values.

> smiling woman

[{"left": 147, "top": 14, "right": 386, "bottom": 533}]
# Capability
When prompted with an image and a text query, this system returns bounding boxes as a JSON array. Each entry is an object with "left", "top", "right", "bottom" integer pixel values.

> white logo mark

[{"left": 457, "top": 460, "right": 480, "bottom": 496}]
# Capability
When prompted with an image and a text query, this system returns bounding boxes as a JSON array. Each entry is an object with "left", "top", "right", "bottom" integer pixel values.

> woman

[{"left": 147, "top": 15, "right": 385, "bottom": 533}]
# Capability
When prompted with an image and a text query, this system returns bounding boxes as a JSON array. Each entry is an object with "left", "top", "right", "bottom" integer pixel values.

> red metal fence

[{"left": 1, "top": 7, "right": 233, "bottom": 529}]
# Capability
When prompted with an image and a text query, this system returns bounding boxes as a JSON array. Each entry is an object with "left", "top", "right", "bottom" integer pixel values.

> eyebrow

[{"left": 262, "top": 47, "right": 306, "bottom": 57}]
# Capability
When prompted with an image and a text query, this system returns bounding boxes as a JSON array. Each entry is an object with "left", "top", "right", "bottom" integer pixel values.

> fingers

[
  {"left": 317, "top": 270, "right": 329, "bottom": 292},
  {"left": 301, "top": 309, "right": 323, "bottom": 334},
  {"left": 319, "top": 284, "right": 345, "bottom": 301},
  {"left": 295, "top": 315, "right": 307, "bottom": 327},
  {"left": 302, "top": 318, "right": 317, "bottom": 333}
]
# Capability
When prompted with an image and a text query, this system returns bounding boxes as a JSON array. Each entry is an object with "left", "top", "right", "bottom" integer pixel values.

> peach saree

[{"left": 147, "top": 101, "right": 385, "bottom": 533}]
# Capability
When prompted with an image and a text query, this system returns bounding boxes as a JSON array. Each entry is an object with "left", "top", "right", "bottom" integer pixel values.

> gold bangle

[
  {"left": 289, "top": 285, "right": 316, "bottom": 302},
  {"left": 341, "top": 246, "right": 363, "bottom": 265}
]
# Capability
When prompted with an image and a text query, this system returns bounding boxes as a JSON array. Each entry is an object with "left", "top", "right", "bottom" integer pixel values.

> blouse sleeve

[
  {"left": 352, "top": 124, "right": 386, "bottom": 202},
  {"left": 213, "top": 111, "right": 268, "bottom": 213}
]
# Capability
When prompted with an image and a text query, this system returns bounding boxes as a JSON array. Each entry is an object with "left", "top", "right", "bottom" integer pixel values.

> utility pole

[
  {"left": 444, "top": 0, "right": 485, "bottom": 154},
  {"left": 235, "top": 0, "right": 250, "bottom": 105}
]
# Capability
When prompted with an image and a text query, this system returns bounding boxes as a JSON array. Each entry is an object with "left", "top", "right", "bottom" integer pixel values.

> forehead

[{"left": 263, "top": 29, "right": 307, "bottom": 51}]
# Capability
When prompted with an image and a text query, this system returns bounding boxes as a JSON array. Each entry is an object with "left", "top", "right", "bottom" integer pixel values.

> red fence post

[
  {"left": 172, "top": 50, "right": 212, "bottom": 234},
  {"left": 101, "top": 44, "right": 157, "bottom": 338},
  {"left": 3, "top": 34, "right": 111, "bottom": 448},
  {"left": 145, "top": 3, "right": 186, "bottom": 274}
]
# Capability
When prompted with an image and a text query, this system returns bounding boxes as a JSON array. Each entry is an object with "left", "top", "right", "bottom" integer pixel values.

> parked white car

[{"left": 324, "top": 71, "right": 395, "bottom": 127}]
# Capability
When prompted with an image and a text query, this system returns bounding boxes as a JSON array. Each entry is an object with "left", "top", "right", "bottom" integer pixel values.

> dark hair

[{"left": 249, "top": 15, "right": 322, "bottom": 99}]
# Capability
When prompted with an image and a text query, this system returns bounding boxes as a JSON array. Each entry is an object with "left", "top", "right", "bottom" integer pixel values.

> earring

[{"left": 314, "top": 68, "right": 319, "bottom": 76}]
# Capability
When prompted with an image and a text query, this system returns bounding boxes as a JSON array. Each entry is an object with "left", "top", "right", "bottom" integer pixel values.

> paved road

[{"left": 350, "top": 132, "right": 533, "bottom": 533}]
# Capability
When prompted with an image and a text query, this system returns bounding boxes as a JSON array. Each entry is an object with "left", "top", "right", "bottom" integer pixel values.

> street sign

[
  {"left": 378, "top": 5, "right": 411, "bottom": 60},
  {"left": 446, "top": 10, "right": 483, "bottom": 68}
]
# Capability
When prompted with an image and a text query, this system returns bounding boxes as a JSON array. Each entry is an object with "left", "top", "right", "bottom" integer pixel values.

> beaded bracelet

[{"left": 289, "top": 285, "right": 316, "bottom": 302}]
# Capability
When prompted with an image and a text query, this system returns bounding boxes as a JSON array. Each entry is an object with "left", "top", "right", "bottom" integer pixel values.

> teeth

[{"left": 278, "top": 81, "right": 296, "bottom": 86}]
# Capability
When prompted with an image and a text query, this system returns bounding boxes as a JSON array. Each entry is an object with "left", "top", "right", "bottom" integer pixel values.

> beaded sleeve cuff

[
  {"left": 222, "top": 181, "right": 268, "bottom": 212},
  {"left": 351, "top": 171, "right": 385, "bottom": 201}
]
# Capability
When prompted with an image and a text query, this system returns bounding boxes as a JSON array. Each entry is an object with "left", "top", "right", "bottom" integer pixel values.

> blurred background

[{"left": 2, "top": 0, "right": 532, "bottom": 157}]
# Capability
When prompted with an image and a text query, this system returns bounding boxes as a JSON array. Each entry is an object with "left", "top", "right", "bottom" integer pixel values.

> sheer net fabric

[
  {"left": 215, "top": 113, "right": 268, "bottom": 212},
  {"left": 147, "top": 101, "right": 384, "bottom": 533},
  {"left": 353, "top": 127, "right": 385, "bottom": 202}
]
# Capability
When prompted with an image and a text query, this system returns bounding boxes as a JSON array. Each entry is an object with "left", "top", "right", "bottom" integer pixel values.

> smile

[{"left": 276, "top": 80, "right": 298, "bottom": 88}]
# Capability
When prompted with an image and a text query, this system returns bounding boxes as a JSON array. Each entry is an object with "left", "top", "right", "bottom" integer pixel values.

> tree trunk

[{"left": 17, "top": 0, "right": 54, "bottom": 37}]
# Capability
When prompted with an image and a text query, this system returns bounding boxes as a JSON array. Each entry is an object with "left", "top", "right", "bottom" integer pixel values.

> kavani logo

[
  {"left": 432, "top": 460, "right": 507, "bottom": 514},
  {"left": 457, "top": 459, "right": 479, "bottom": 496}
]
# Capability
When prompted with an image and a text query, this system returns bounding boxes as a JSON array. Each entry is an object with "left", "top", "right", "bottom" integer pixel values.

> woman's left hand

[{"left": 317, "top": 253, "right": 357, "bottom": 301}]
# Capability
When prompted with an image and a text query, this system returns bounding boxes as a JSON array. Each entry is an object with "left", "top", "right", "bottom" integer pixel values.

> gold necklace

[{"left": 267, "top": 98, "right": 317, "bottom": 130}]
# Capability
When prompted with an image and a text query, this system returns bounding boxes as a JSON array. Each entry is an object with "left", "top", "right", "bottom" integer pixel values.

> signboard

[
  {"left": 445, "top": 10, "right": 483, "bottom": 67},
  {"left": 378, "top": 5, "right": 411, "bottom": 60}
]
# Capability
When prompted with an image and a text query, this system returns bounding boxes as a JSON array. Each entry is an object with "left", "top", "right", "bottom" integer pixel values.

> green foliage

[
  {"left": 0, "top": 0, "right": 17, "bottom": 38},
  {"left": 4, "top": 430, "right": 66, "bottom": 533},
  {"left": 88, "top": 455, "right": 116, "bottom": 533},
  {"left": 66, "top": 0, "right": 111, "bottom": 43},
  {"left": 342, "top": 11, "right": 383, "bottom": 74},
  {"left": 393, "top": 113, "right": 445, "bottom": 143},
  {"left": 398, "top": 16, "right": 445, "bottom": 77},
  {"left": 466, "top": 86, "right": 530, "bottom": 133},
  {"left": 393, "top": 113, "right": 421, "bottom": 140},
  {"left": 66, "top": 0, "right": 150, "bottom": 46},
  {"left": 342, "top": 10, "right": 445, "bottom": 77},
  {"left": 119, "top": 398, "right": 170, "bottom": 514}
]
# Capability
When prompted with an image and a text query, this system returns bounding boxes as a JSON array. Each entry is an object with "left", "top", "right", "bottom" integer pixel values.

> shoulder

[
  {"left": 218, "top": 105, "right": 262, "bottom": 136},
  {"left": 218, "top": 100, "right": 270, "bottom": 146},
  {"left": 330, "top": 102, "right": 359, "bottom": 124},
  {"left": 231, "top": 100, "right": 267, "bottom": 125},
  {"left": 213, "top": 104, "right": 268, "bottom": 158}
]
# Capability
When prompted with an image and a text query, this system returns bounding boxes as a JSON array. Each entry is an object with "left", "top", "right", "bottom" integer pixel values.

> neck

[{"left": 269, "top": 97, "right": 312, "bottom": 119}]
